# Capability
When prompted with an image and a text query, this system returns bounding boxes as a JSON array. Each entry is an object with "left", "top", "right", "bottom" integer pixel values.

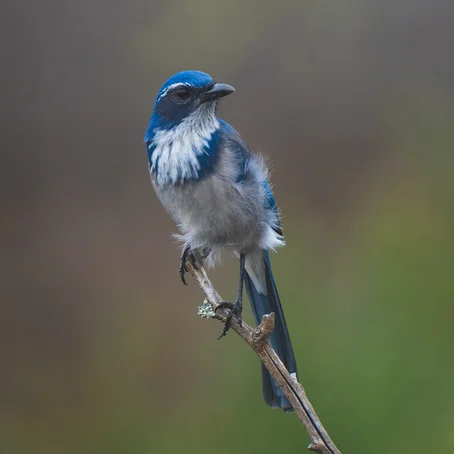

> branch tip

[
  {"left": 251, "top": 312, "right": 275, "bottom": 347},
  {"left": 188, "top": 264, "right": 341, "bottom": 454}
]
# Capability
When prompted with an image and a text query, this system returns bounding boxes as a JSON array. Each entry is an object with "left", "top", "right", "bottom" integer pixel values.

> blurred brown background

[{"left": 1, "top": 1, "right": 454, "bottom": 453}]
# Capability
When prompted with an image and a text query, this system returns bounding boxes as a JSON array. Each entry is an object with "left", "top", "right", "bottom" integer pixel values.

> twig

[{"left": 188, "top": 262, "right": 342, "bottom": 454}]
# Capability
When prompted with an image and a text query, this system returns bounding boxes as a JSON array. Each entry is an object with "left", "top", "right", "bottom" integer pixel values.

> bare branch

[{"left": 187, "top": 263, "right": 342, "bottom": 454}]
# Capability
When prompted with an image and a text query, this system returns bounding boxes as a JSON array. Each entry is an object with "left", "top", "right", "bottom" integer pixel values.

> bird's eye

[{"left": 172, "top": 87, "right": 192, "bottom": 103}]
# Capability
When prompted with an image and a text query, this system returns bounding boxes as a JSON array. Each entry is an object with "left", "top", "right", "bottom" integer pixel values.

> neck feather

[{"left": 147, "top": 106, "right": 221, "bottom": 186}]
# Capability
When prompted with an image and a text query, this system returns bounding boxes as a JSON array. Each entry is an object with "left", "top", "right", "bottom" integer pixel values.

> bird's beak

[{"left": 200, "top": 83, "right": 235, "bottom": 102}]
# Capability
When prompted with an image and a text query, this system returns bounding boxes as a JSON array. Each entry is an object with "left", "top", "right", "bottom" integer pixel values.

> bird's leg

[
  {"left": 216, "top": 252, "right": 246, "bottom": 339},
  {"left": 179, "top": 246, "right": 210, "bottom": 285}
]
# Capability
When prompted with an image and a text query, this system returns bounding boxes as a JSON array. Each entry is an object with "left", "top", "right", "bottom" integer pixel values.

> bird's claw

[
  {"left": 179, "top": 250, "right": 197, "bottom": 285},
  {"left": 179, "top": 260, "right": 189, "bottom": 286},
  {"left": 216, "top": 300, "right": 243, "bottom": 339},
  {"left": 179, "top": 247, "right": 210, "bottom": 285}
]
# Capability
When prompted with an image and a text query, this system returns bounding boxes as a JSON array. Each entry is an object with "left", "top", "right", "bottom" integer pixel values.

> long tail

[{"left": 244, "top": 250, "right": 297, "bottom": 411}]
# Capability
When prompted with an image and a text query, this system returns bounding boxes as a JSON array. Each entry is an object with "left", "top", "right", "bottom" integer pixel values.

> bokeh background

[{"left": 2, "top": 1, "right": 454, "bottom": 453}]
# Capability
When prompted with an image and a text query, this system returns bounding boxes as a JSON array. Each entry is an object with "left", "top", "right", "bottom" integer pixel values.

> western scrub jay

[{"left": 144, "top": 70, "right": 297, "bottom": 411}]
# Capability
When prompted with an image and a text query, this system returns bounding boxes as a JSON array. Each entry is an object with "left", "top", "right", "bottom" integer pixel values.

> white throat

[{"left": 149, "top": 104, "right": 219, "bottom": 186}]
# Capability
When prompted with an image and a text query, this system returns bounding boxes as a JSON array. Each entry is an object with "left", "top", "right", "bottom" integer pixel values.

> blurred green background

[{"left": 2, "top": 1, "right": 454, "bottom": 453}]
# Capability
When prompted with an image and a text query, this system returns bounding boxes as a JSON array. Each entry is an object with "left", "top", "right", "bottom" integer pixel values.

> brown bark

[{"left": 188, "top": 263, "right": 342, "bottom": 454}]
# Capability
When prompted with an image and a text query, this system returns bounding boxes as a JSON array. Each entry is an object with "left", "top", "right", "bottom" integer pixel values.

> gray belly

[{"left": 153, "top": 174, "right": 265, "bottom": 251}]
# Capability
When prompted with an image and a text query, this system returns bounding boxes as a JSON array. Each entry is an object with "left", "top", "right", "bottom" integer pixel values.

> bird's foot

[
  {"left": 216, "top": 299, "right": 243, "bottom": 339},
  {"left": 179, "top": 249, "right": 196, "bottom": 285},
  {"left": 179, "top": 247, "right": 210, "bottom": 285}
]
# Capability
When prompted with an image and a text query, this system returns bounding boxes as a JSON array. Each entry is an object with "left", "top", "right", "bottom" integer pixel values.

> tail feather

[{"left": 244, "top": 251, "right": 297, "bottom": 411}]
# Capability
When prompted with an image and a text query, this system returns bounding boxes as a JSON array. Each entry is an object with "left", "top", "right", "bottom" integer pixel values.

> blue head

[
  {"left": 145, "top": 71, "right": 235, "bottom": 186},
  {"left": 145, "top": 70, "right": 234, "bottom": 137}
]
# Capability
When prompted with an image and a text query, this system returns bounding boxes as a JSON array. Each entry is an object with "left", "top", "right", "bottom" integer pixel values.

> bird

[{"left": 144, "top": 70, "right": 297, "bottom": 411}]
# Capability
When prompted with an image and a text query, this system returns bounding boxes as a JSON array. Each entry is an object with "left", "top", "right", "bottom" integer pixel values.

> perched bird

[{"left": 144, "top": 70, "right": 297, "bottom": 411}]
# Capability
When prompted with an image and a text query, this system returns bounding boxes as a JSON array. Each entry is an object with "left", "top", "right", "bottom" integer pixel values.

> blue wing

[
  {"left": 218, "top": 119, "right": 250, "bottom": 183},
  {"left": 219, "top": 119, "right": 283, "bottom": 237},
  {"left": 264, "top": 179, "right": 283, "bottom": 237}
]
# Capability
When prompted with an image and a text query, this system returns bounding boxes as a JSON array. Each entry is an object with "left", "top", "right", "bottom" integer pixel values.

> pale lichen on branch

[{"left": 188, "top": 262, "right": 342, "bottom": 454}]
